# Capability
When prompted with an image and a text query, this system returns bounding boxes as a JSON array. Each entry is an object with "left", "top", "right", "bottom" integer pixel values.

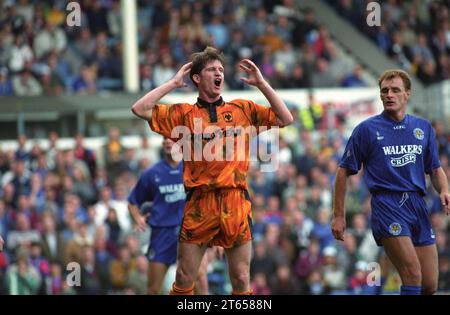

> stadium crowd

[
  {"left": 325, "top": 0, "right": 450, "bottom": 86},
  {"left": 0, "top": 0, "right": 370, "bottom": 97}
]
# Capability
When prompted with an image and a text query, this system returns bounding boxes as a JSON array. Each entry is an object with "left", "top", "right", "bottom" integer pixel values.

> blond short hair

[{"left": 378, "top": 69, "right": 412, "bottom": 91}]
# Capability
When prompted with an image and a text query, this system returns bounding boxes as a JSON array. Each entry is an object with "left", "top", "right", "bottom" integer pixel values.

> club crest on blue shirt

[
  {"left": 413, "top": 128, "right": 424, "bottom": 140},
  {"left": 389, "top": 222, "right": 402, "bottom": 236}
]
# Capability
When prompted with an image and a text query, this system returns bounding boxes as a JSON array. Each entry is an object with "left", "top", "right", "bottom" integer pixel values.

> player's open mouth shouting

[{"left": 214, "top": 77, "right": 222, "bottom": 90}]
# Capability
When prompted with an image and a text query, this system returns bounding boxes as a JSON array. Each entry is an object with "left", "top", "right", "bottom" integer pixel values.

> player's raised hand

[
  {"left": 331, "top": 216, "right": 346, "bottom": 241},
  {"left": 440, "top": 192, "right": 450, "bottom": 215},
  {"left": 0, "top": 235, "right": 4, "bottom": 252},
  {"left": 172, "top": 62, "right": 193, "bottom": 88},
  {"left": 239, "top": 59, "right": 265, "bottom": 87}
]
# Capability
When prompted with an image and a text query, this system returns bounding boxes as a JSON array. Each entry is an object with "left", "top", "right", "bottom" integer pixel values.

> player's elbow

[
  {"left": 284, "top": 113, "right": 294, "bottom": 126},
  {"left": 278, "top": 113, "right": 294, "bottom": 127},
  {"left": 131, "top": 102, "right": 143, "bottom": 115},
  {"left": 131, "top": 102, "right": 150, "bottom": 120},
  {"left": 131, "top": 102, "right": 141, "bottom": 116}
]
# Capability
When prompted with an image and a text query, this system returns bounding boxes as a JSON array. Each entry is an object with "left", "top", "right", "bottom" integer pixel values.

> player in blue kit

[
  {"left": 332, "top": 69, "right": 450, "bottom": 295},
  {"left": 128, "top": 137, "right": 209, "bottom": 294}
]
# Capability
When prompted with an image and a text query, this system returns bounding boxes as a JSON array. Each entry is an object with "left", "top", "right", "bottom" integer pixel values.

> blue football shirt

[
  {"left": 128, "top": 160, "right": 185, "bottom": 227},
  {"left": 340, "top": 112, "right": 440, "bottom": 195}
]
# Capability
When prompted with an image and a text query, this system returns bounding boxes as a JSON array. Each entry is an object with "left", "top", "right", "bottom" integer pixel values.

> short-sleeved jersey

[
  {"left": 127, "top": 160, "right": 185, "bottom": 227},
  {"left": 149, "top": 98, "right": 279, "bottom": 191},
  {"left": 340, "top": 112, "right": 440, "bottom": 195}
]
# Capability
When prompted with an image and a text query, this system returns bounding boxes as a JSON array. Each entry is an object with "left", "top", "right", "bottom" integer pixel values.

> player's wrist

[
  {"left": 332, "top": 213, "right": 345, "bottom": 220},
  {"left": 255, "top": 79, "right": 268, "bottom": 90}
]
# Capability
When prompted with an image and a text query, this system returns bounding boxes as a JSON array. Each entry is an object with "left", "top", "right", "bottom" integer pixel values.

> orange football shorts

[{"left": 179, "top": 188, "right": 253, "bottom": 248}]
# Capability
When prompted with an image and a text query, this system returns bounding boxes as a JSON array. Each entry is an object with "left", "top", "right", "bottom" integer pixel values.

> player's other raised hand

[
  {"left": 239, "top": 59, "right": 265, "bottom": 87},
  {"left": 172, "top": 62, "right": 193, "bottom": 88}
]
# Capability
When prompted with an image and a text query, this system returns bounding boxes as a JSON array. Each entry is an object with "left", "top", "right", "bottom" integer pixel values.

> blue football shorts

[
  {"left": 370, "top": 191, "right": 435, "bottom": 247},
  {"left": 146, "top": 226, "right": 179, "bottom": 265}
]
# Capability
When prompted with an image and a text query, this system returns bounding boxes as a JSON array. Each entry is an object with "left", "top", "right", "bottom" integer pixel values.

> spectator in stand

[
  {"left": 76, "top": 245, "right": 109, "bottom": 294},
  {"left": 303, "top": 268, "right": 330, "bottom": 295},
  {"left": 84, "top": 0, "right": 110, "bottom": 35},
  {"left": 33, "top": 20, "right": 67, "bottom": 59},
  {"left": 103, "top": 127, "right": 124, "bottom": 183},
  {"left": 294, "top": 238, "right": 323, "bottom": 281},
  {"left": 29, "top": 241, "right": 50, "bottom": 294},
  {"left": 45, "top": 261, "right": 63, "bottom": 295},
  {"left": 341, "top": 65, "right": 367, "bottom": 87},
  {"left": 74, "top": 133, "right": 97, "bottom": 179},
  {"left": 8, "top": 34, "right": 33, "bottom": 73},
  {"left": 72, "top": 65, "right": 97, "bottom": 95},
  {"left": 72, "top": 163, "right": 96, "bottom": 207},
  {"left": 12, "top": 68, "right": 43, "bottom": 96},
  {"left": 312, "top": 58, "right": 338, "bottom": 88},
  {"left": 140, "top": 64, "right": 155, "bottom": 92},
  {"left": 311, "top": 208, "right": 335, "bottom": 251},
  {"left": 270, "top": 264, "right": 302, "bottom": 295},
  {"left": 6, "top": 212, "right": 40, "bottom": 253},
  {"left": 126, "top": 254, "right": 148, "bottom": 295},
  {"left": 40, "top": 211, "right": 65, "bottom": 264},
  {"left": 109, "top": 244, "right": 137, "bottom": 292},
  {"left": 5, "top": 247, "right": 41, "bottom": 295},
  {"left": 74, "top": 28, "right": 96, "bottom": 63},
  {"left": 251, "top": 272, "right": 271, "bottom": 295},
  {"left": 0, "top": 67, "right": 13, "bottom": 96},
  {"left": 250, "top": 239, "right": 277, "bottom": 282},
  {"left": 321, "top": 246, "right": 346, "bottom": 292}
]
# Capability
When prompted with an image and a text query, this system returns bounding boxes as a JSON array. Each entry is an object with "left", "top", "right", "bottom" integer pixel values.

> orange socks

[
  {"left": 169, "top": 283, "right": 195, "bottom": 295},
  {"left": 169, "top": 283, "right": 252, "bottom": 295},
  {"left": 232, "top": 289, "right": 253, "bottom": 295}
]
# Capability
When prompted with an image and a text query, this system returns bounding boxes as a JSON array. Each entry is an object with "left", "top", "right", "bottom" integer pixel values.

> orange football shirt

[{"left": 149, "top": 98, "right": 279, "bottom": 191}]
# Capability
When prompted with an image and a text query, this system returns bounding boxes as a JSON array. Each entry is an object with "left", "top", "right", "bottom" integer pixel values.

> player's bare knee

[
  {"left": 401, "top": 266, "right": 422, "bottom": 284},
  {"left": 176, "top": 266, "right": 196, "bottom": 286},
  {"left": 230, "top": 270, "right": 250, "bottom": 290}
]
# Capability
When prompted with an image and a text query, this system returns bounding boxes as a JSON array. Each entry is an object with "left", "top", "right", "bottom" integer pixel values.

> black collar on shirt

[{"left": 196, "top": 97, "right": 224, "bottom": 123}]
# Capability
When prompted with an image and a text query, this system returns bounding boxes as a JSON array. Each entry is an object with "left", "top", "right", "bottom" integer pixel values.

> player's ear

[
  {"left": 192, "top": 74, "right": 201, "bottom": 85},
  {"left": 406, "top": 90, "right": 411, "bottom": 99}
]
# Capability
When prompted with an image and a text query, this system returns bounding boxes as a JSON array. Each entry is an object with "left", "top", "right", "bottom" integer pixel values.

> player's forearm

[
  {"left": 333, "top": 167, "right": 348, "bottom": 218},
  {"left": 257, "top": 80, "right": 293, "bottom": 126},
  {"left": 131, "top": 80, "right": 178, "bottom": 120},
  {"left": 430, "top": 167, "right": 449, "bottom": 194},
  {"left": 128, "top": 203, "right": 141, "bottom": 223}
]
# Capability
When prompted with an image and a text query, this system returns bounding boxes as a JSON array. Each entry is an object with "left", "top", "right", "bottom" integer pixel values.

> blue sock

[
  {"left": 400, "top": 285, "right": 421, "bottom": 295},
  {"left": 374, "top": 277, "right": 386, "bottom": 295}
]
